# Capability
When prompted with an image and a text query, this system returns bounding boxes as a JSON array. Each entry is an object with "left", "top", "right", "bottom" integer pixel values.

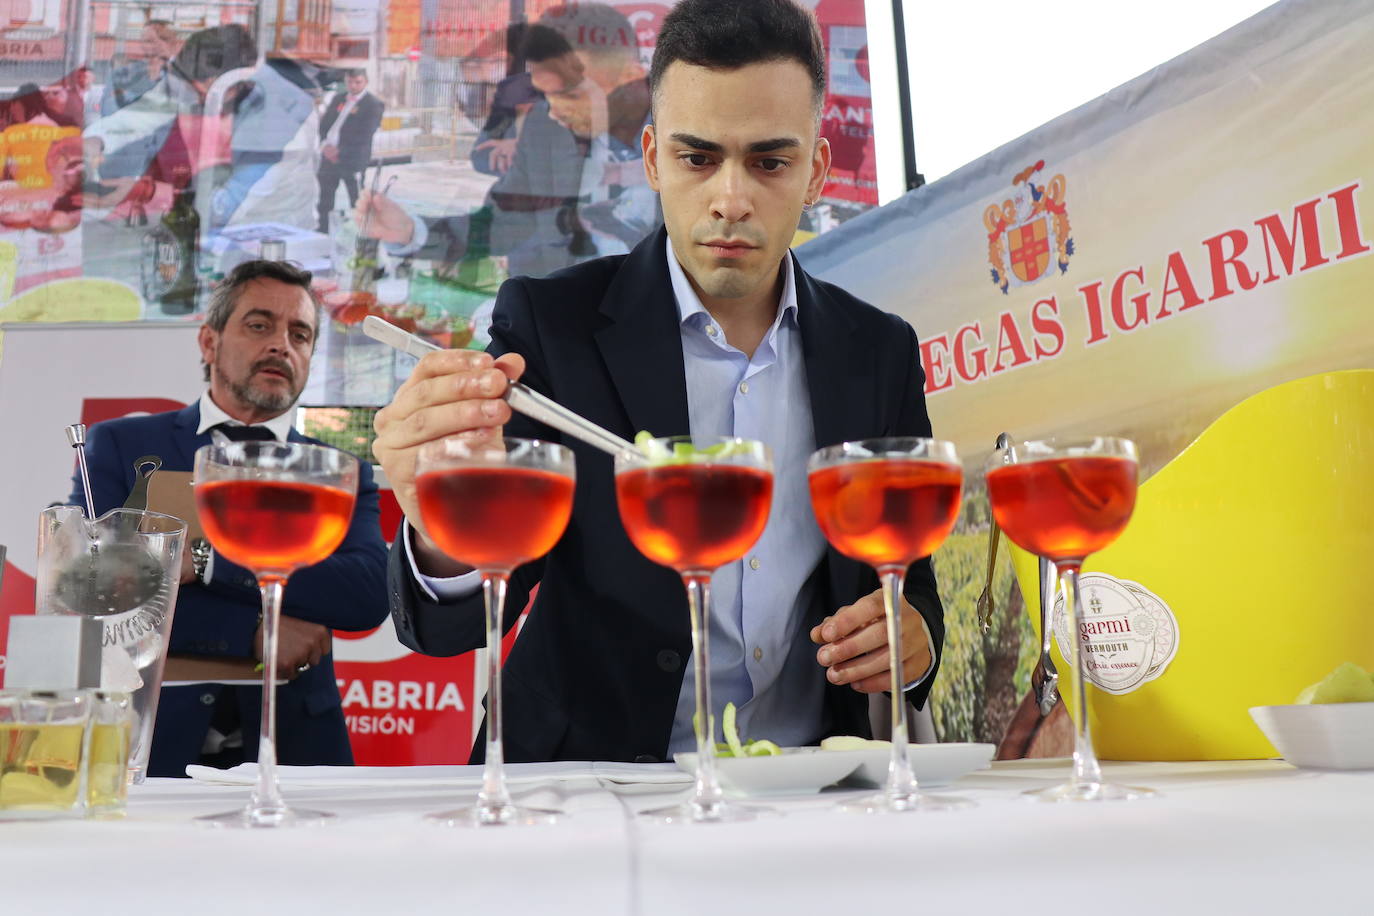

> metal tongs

[
  {"left": 982, "top": 432, "right": 1060, "bottom": 714},
  {"left": 362, "top": 315, "right": 637, "bottom": 459},
  {"left": 975, "top": 431, "right": 1011, "bottom": 635}
]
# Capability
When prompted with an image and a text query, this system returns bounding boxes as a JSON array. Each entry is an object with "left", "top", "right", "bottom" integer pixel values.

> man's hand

[
  {"left": 811, "top": 588, "right": 932, "bottom": 693},
  {"left": 255, "top": 615, "right": 331, "bottom": 681},
  {"left": 321, "top": 142, "right": 339, "bottom": 163},
  {"left": 475, "top": 138, "right": 517, "bottom": 173},
  {"left": 373, "top": 349, "right": 525, "bottom": 575},
  {"left": 353, "top": 189, "right": 415, "bottom": 245}
]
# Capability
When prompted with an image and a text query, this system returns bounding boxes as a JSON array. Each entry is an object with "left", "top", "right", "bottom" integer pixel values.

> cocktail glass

[
  {"left": 415, "top": 437, "right": 575, "bottom": 826},
  {"left": 808, "top": 438, "right": 969, "bottom": 813},
  {"left": 192, "top": 440, "right": 358, "bottom": 827},
  {"left": 985, "top": 437, "right": 1152, "bottom": 802},
  {"left": 614, "top": 436, "right": 773, "bottom": 823}
]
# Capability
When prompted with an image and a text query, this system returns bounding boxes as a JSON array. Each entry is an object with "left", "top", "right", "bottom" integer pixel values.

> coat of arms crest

[{"left": 985, "top": 160, "right": 1073, "bottom": 294}]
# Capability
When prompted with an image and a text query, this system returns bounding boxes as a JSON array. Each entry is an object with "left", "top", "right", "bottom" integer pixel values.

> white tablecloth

[{"left": 4, "top": 759, "right": 1368, "bottom": 915}]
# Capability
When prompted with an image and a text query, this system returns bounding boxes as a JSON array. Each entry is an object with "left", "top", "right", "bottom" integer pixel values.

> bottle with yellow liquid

[
  {"left": 0, "top": 690, "right": 91, "bottom": 818},
  {"left": 87, "top": 692, "right": 134, "bottom": 816}
]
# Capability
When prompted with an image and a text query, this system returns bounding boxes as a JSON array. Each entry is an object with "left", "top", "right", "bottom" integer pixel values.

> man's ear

[
  {"left": 197, "top": 324, "right": 217, "bottom": 373},
  {"left": 807, "top": 136, "right": 832, "bottom": 206},
  {"left": 642, "top": 123, "right": 660, "bottom": 191}
]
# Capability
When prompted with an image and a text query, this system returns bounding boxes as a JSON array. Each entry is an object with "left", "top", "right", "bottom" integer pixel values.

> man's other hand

[
  {"left": 354, "top": 190, "right": 414, "bottom": 245},
  {"left": 373, "top": 349, "right": 525, "bottom": 575},
  {"left": 256, "top": 615, "right": 332, "bottom": 680},
  {"left": 811, "top": 588, "right": 932, "bottom": 693}
]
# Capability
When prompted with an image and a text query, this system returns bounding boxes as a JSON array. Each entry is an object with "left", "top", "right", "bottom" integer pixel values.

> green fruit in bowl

[{"left": 1295, "top": 662, "right": 1374, "bottom": 704}]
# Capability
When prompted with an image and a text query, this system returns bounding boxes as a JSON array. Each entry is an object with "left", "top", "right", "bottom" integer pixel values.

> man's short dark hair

[
  {"left": 346, "top": 68, "right": 367, "bottom": 80},
  {"left": 202, "top": 259, "right": 318, "bottom": 381},
  {"left": 649, "top": 0, "right": 826, "bottom": 114},
  {"left": 174, "top": 24, "right": 257, "bottom": 84},
  {"left": 521, "top": 23, "right": 573, "bottom": 65}
]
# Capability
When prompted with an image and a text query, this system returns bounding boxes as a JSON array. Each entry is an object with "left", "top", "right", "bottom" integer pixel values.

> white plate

[
  {"left": 834, "top": 742, "right": 997, "bottom": 788},
  {"left": 674, "top": 747, "right": 864, "bottom": 796},
  {"left": 1249, "top": 702, "right": 1374, "bottom": 770}
]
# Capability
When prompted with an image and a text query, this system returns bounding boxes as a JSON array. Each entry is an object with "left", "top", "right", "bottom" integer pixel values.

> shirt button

[
  {"left": 753, "top": 647, "right": 763, "bottom": 662},
  {"left": 706, "top": 325, "right": 718, "bottom": 337},
  {"left": 656, "top": 649, "right": 682, "bottom": 672},
  {"left": 200, "top": 693, "right": 215, "bottom": 706},
  {"left": 738, "top": 381, "right": 749, "bottom": 395},
  {"left": 749, "top": 557, "right": 760, "bottom": 571}
]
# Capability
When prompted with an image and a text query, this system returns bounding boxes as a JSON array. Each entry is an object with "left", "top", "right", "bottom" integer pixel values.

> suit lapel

[
  {"left": 794, "top": 255, "right": 869, "bottom": 605},
  {"left": 794, "top": 253, "right": 861, "bottom": 450},
  {"left": 592, "top": 228, "right": 691, "bottom": 439},
  {"left": 171, "top": 401, "right": 204, "bottom": 471}
]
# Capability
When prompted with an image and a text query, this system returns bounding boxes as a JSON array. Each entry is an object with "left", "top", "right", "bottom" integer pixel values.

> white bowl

[
  {"left": 674, "top": 747, "right": 863, "bottom": 796},
  {"left": 838, "top": 742, "right": 997, "bottom": 788},
  {"left": 1249, "top": 702, "right": 1374, "bottom": 769}
]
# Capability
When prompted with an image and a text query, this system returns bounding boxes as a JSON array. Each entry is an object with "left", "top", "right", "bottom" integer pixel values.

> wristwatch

[{"left": 190, "top": 537, "right": 212, "bottom": 584}]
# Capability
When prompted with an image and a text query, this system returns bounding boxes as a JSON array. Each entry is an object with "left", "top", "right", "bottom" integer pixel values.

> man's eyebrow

[
  {"left": 667, "top": 133, "right": 802, "bottom": 154},
  {"left": 669, "top": 132, "right": 722, "bottom": 153},
  {"left": 746, "top": 137, "right": 802, "bottom": 154}
]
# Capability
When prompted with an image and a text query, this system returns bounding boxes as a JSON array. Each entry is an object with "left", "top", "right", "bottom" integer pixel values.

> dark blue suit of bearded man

[{"left": 70, "top": 401, "right": 389, "bottom": 776}]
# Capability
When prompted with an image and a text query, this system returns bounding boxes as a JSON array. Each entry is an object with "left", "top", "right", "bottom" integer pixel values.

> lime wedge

[
  {"left": 722, "top": 702, "right": 746, "bottom": 759},
  {"left": 745, "top": 740, "right": 781, "bottom": 757}
]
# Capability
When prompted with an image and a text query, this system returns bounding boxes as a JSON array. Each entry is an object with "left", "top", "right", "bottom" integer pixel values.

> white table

[{"left": 3, "top": 760, "right": 1367, "bottom": 915}]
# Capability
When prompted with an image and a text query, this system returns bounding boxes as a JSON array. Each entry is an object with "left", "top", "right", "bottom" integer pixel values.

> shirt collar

[
  {"left": 664, "top": 236, "right": 798, "bottom": 334},
  {"left": 196, "top": 391, "right": 296, "bottom": 442}
]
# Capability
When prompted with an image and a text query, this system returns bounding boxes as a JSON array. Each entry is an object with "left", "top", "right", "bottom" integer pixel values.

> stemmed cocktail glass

[
  {"left": 415, "top": 437, "right": 575, "bottom": 826},
  {"left": 808, "top": 438, "right": 969, "bottom": 814},
  {"left": 985, "top": 437, "right": 1151, "bottom": 802},
  {"left": 614, "top": 436, "right": 772, "bottom": 824},
  {"left": 193, "top": 440, "right": 358, "bottom": 828}
]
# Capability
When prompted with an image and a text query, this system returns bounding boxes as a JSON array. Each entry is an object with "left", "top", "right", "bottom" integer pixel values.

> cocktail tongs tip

[{"left": 976, "top": 432, "right": 1012, "bottom": 635}]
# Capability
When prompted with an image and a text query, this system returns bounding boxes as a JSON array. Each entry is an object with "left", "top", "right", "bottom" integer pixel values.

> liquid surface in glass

[
  {"left": 987, "top": 456, "right": 1137, "bottom": 564},
  {"left": 417, "top": 466, "right": 574, "bottom": 571},
  {"left": 809, "top": 459, "right": 963, "bottom": 569},
  {"left": 616, "top": 464, "right": 772, "bottom": 573},
  {"left": 196, "top": 480, "right": 355, "bottom": 573}
]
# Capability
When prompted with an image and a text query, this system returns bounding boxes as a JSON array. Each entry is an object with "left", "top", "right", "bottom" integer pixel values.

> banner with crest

[{"left": 798, "top": 0, "right": 1374, "bottom": 751}]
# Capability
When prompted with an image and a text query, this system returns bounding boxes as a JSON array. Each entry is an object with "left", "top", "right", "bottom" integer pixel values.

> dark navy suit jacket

[
  {"left": 388, "top": 227, "right": 945, "bottom": 764},
  {"left": 72, "top": 402, "right": 389, "bottom": 776}
]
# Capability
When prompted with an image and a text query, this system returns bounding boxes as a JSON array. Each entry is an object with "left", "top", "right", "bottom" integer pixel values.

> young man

[
  {"left": 357, "top": 4, "right": 657, "bottom": 278},
  {"left": 374, "top": 0, "right": 942, "bottom": 763},
  {"left": 72, "top": 260, "right": 388, "bottom": 776}
]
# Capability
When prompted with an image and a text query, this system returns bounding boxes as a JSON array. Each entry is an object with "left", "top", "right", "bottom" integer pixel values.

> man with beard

[{"left": 71, "top": 259, "right": 388, "bottom": 776}]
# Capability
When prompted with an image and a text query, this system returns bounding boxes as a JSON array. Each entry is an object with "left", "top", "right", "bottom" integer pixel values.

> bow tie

[{"left": 209, "top": 423, "right": 275, "bottom": 442}]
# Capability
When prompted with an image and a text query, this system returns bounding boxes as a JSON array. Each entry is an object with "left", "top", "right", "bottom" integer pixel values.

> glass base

[
  {"left": 425, "top": 802, "right": 560, "bottom": 827},
  {"left": 196, "top": 805, "right": 335, "bottom": 829},
  {"left": 1024, "top": 780, "right": 1156, "bottom": 803},
  {"left": 838, "top": 790, "right": 974, "bottom": 815},
  {"left": 642, "top": 797, "right": 773, "bottom": 825}
]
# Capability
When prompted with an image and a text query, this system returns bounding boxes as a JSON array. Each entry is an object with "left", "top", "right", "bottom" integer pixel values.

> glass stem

[
  {"left": 879, "top": 569, "right": 918, "bottom": 800},
  {"left": 684, "top": 574, "right": 723, "bottom": 812},
  {"left": 1060, "top": 566, "right": 1103, "bottom": 787},
  {"left": 251, "top": 576, "right": 286, "bottom": 815},
  {"left": 478, "top": 573, "right": 512, "bottom": 811}
]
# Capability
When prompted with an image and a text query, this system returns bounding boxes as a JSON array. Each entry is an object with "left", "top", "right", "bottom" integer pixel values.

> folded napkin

[{"left": 186, "top": 760, "right": 692, "bottom": 789}]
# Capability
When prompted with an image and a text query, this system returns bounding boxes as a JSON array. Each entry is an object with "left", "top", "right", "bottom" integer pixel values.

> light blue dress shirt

[
  {"left": 662, "top": 239, "right": 829, "bottom": 755},
  {"left": 406, "top": 240, "right": 936, "bottom": 755}
]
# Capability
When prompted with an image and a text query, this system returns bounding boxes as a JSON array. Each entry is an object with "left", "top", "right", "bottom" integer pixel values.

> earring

[{"left": 801, "top": 199, "right": 814, "bottom": 211}]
